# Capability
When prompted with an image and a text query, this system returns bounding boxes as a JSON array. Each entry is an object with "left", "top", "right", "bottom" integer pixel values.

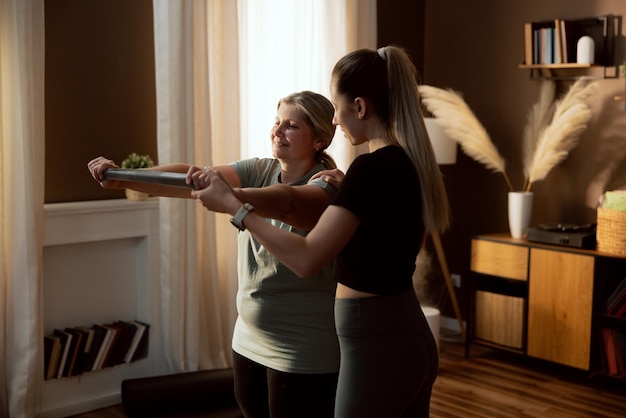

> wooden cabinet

[
  {"left": 468, "top": 234, "right": 626, "bottom": 376},
  {"left": 527, "top": 248, "right": 594, "bottom": 369}
]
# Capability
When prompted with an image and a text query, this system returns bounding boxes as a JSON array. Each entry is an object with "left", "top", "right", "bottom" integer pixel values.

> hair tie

[{"left": 377, "top": 47, "right": 387, "bottom": 61}]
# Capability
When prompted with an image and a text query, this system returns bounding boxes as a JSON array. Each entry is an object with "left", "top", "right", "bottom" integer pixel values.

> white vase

[
  {"left": 576, "top": 36, "right": 595, "bottom": 64},
  {"left": 508, "top": 192, "right": 533, "bottom": 239}
]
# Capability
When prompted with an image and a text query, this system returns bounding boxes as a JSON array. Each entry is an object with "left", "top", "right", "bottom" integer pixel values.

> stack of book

[
  {"left": 597, "top": 277, "right": 626, "bottom": 377},
  {"left": 43, "top": 320, "right": 149, "bottom": 380},
  {"left": 603, "top": 277, "right": 626, "bottom": 318},
  {"left": 598, "top": 327, "right": 626, "bottom": 377}
]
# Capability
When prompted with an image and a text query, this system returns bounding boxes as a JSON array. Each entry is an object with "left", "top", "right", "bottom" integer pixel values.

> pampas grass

[
  {"left": 524, "top": 78, "right": 597, "bottom": 191},
  {"left": 419, "top": 85, "right": 514, "bottom": 191},
  {"left": 522, "top": 80, "right": 555, "bottom": 182},
  {"left": 419, "top": 80, "right": 596, "bottom": 192}
]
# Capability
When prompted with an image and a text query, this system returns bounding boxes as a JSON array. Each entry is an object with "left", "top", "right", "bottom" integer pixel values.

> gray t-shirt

[{"left": 229, "top": 158, "right": 340, "bottom": 373}]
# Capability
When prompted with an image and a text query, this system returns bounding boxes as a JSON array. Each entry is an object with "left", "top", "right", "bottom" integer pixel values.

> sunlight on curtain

[
  {"left": 151, "top": 0, "right": 376, "bottom": 374},
  {"left": 238, "top": 0, "right": 376, "bottom": 172},
  {"left": 153, "top": 0, "right": 237, "bottom": 372},
  {"left": 0, "top": 0, "right": 45, "bottom": 416}
]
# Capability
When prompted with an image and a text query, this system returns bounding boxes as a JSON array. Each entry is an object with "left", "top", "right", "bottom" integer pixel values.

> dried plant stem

[
  {"left": 502, "top": 172, "right": 514, "bottom": 192},
  {"left": 524, "top": 79, "right": 597, "bottom": 191},
  {"left": 419, "top": 86, "right": 512, "bottom": 191}
]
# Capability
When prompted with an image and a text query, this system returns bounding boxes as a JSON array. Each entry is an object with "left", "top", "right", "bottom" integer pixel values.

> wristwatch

[{"left": 230, "top": 203, "right": 255, "bottom": 231}]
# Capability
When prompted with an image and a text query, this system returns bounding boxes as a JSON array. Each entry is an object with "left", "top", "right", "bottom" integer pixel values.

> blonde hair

[
  {"left": 279, "top": 91, "right": 337, "bottom": 169},
  {"left": 331, "top": 46, "right": 450, "bottom": 232}
]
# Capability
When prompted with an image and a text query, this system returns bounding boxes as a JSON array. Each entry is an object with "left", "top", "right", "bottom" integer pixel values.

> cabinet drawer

[
  {"left": 471, "top": 239, "right": 529, "bottom": 280},
  {"left": 474, "top": 290, "right": 524, "bottom": 349}
]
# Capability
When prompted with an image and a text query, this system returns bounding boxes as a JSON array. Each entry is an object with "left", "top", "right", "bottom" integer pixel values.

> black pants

[
  {"left": 334, "top": 290, "right": 439, "bottom": 418},
  {"left": 232, "top": 350, "right": 338, "bottom": 418}
]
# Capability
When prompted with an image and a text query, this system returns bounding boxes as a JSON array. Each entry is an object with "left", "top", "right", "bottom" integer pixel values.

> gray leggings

[{"left": 334, "top": 290, "right": 439, "bottom": 418}]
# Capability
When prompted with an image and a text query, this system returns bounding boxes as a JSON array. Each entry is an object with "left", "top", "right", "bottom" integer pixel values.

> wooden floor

[
  {"left": 71, "top": 331, "right": 626, "bottom": 418},
  {"left": 432, "top": 332, "right": 625, "bottom": 417}
]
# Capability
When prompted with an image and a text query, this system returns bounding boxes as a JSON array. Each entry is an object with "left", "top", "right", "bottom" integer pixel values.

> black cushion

[{"left": 121, "top": 368, "right": 242, "bottom": 418}]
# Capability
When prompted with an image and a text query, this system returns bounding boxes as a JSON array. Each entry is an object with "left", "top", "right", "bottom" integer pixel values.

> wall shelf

[
  {"left": 518, "top": 64, "right": 618, "bottom": 80},
  {"left": 520, "top": 15, "right": 621, "bottom": 80}
]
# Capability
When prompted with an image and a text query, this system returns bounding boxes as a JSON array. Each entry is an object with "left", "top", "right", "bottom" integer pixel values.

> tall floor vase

[{"left": 508, "top": 192, "right": 533, "bottom": 239}]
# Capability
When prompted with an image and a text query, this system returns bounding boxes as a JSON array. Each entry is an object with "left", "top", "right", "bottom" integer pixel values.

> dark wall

[
  {"left": 376, "top": 0, "right": 425, "bottom": 78},
  {"left": 45, "top": 0, "right": 157, "bottom": 203}
]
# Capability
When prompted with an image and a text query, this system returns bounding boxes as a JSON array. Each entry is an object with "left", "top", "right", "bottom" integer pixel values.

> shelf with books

[
  {"left": 43, "top": 320, "right": 150, "bottom": 381},
  {"left": 594, "top": 326, "right": 626, "bottom": 379},
  {"left": 591, "top": 257, "right": 626, "bottom": 379},
  {"left": 40, "top": 199, "right": 164, "bottom": 418},
  {"left": 520, "top": 15, "right": 620, "bottom": 79}
]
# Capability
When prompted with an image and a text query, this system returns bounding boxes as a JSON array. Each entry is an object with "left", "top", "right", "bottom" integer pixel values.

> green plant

[{"left": 121, "top": 153, "right": 154, "bottom": 169}]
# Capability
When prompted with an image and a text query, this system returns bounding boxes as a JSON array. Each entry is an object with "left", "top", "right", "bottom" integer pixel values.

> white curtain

[
  {"left": 153, "top": 0, "right": 239, "bottom": 371},
  {"left": 152, "top": 0, "right": 376, "bottom": 371},
  {"left": 239, "top": 0, "right": 376, "bottom": 170},
  {"left": 0, "top": 0, "right": 45, "bottom": 417},
  {"left": 0, "top": 0, "right": 375, "bottom": 415}
]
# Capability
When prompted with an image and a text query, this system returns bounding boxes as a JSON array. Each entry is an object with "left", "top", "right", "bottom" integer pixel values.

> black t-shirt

[{"left": 331, "top": 145, "right": 425, "bottom": 295}]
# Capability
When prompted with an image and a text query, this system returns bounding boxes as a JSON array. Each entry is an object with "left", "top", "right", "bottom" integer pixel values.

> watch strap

[{"left": 230, "top": 203, "right": 255, "bottom": 231}]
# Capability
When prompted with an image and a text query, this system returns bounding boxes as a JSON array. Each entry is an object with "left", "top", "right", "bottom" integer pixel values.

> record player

[{"left": 523, "top": 223, "right": 596, "bottom": 249}]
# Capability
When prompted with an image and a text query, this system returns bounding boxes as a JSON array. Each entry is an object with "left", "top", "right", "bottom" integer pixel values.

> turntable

[{"left": 522, "top": 223, "right": 596, "bottom": 249}]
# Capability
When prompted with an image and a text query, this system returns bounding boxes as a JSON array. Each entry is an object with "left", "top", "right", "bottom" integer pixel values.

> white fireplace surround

[{"left": 38, "top": 199, "right": 164, "bottom": 418}]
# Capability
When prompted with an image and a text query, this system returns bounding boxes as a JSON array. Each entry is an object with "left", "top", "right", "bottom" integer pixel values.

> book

[
  {"left": 75, "top": 326, "right": 96, "bottom": 374},
  {"left": 613, "top": 330, "right": 626, "bottom": 376},
  {"left": 103, "top": 322, "right": 136, "bottom": 368},
  {"left": 604, "top": 276, "right": 626, "bottom": 314},
  {"left": 124, "top": 321, "right": 146, "bottom": 363},
  {"left": 79, "top": 326, "right": 96, "bottom": 353},
  {"left": 44, "top": 335, "right": 62, "bottom": 380},
  {"left": 91, "top": 324, "right": 114, "bottom": 371},
  {"left": 533, "top": 28, "right": 539, "bottom": 65},
  {"left": 44, "top": 335, "right": 54, "bottom": 379},
  {"left": 545, "top": 27, "right": 554, "bottom": 64},
  {"left": 614, "top": 299, "right": 626, "bottom": 318},
  {"left": 82, "top": 325, "right": 107, "bottom": 372},
  {"left": 127, "top": 321, "right": 150, "bottom": 363},
  {"left": 523, "top": 22, "right": 533, "bottom": 65},
  {"left": 65, "top": 327, "right": 88, "bottom": 376},
  {"left": 559, "top": 19, "right": 568, "bottom": 63},
  {"left": 596, "top": 329, "right": 608, "bottom": 373},
  {"left": 601, "top": 328, "right": 618, "bottom": 375},
  {"left": 100, "top": 324, "right": 120, "bottom": 369},
  {"left": 121, "top": 321, "right": 141, "bottom": 363},
  {"left": 540, "top": 28, "right": 547, "bottom": 64},
  {"left": 553, "top": 19, "right": 563, "bottom": 64},
  {"left": 53, "top": 329, "right": 72, "bottom": 379},
  {"left": 61, "top": 328, "right": 84, "bottom": 377}
]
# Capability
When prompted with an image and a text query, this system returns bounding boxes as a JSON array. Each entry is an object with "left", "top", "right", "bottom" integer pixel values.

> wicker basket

[{"left": 596, "top": 207, "right": 626, "bottom": 257}]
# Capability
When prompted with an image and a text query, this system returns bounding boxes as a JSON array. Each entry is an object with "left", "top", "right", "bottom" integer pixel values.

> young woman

[
  {"left": 88, "top": 91, "right": 343, "bottom": 418},
  {"left": 189, "top": 46, "right": 451, "bottom": 418}
]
